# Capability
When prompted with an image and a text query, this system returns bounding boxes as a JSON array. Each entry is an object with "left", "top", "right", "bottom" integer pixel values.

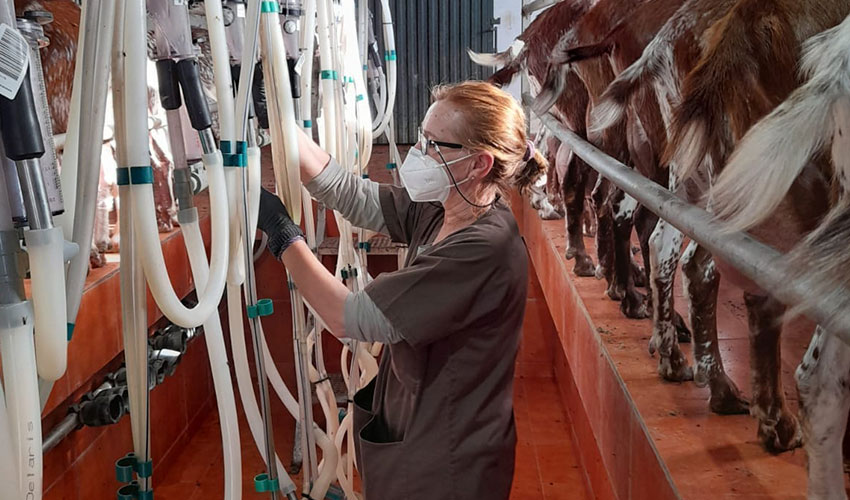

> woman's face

[{"left": 419, "top": 100, "right": 494, "bottom": 184}]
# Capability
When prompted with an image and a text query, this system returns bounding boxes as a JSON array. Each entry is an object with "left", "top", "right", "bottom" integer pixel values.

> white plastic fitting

[{"left": 25, "top": 227, "right": 68, "bottom": 381}]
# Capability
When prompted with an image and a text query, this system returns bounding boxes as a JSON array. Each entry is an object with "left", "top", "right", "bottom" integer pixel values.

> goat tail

[
  {"left": 712, "top": 17, "right": 850, "bottom": 232},
  {"left": 590, "top": 32, "right": 677, "bottom": 135},
  {"left": 783, "top": 200, "right": 850, "bottom": 337},
  {"left": 663, "top": 1, "right": 798, "bottom": 184}
]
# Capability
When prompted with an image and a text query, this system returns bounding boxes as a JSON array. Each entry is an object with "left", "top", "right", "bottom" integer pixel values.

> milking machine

[
  {"left": 60, "top": 0, "right": 116, "bottom": 412},
  {"left": 0, "top": 0, "right": 401, "bottom": 497},
  {"left": 0, "top": 0, "right": 83, "bottom": 496},
  {"left": 150, "top": 0, "right": 242, "bottom": 497}
]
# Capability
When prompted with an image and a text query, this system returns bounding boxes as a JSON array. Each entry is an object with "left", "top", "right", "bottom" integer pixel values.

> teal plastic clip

[
  {"left": 221, "top": 140, "right": 246, "bottom": 167},
  {"left": 260, "top": 1, "right": 279, "bottom": 13},
  {"left": 358, "top": 241, "right": 371, "bottom": 252},
  {"left": 303, "top": 120, "right": 313, "bottom": 128},
  {"left": 116, "top": 482, "right": 139, "bottom": 500},
  {"left": 115, "top": 453, "right": 152, "bottom": 483},
  {"left": 386, "top": 162, "right": 397, "bottom": 170},
  {"left": 254, "top": 473, "right": 280, "bottom": 493},
  {"left": 67, "top": 322, "right": 75, "bottom": 341},
  {"left": 116, "top": 167, "right": 154, "bottom": 186},
  {"left": 384, "top": 49, "right": 397, "bottom": 61},
  {"left": 115, "top": 454, "right": 137, "bottom": 483},
  {"left": 320, "top": 70, "right": 338, "bottom": 80},
  {"left": 246, "top": 298, "right": 274, "bottom": 319}
]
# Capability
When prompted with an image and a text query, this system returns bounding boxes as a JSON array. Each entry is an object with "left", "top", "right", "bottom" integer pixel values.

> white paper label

[
  {"left": 0, "top": 24, "right": 29, "bottom": 100},
  {"left": 237, "top": 3, "right": 246, "bottom": 18}
]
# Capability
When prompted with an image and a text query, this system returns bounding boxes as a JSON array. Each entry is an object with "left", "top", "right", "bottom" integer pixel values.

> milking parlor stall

[{"left": 1, "top": 0, "right": 850, "bottom": 498}]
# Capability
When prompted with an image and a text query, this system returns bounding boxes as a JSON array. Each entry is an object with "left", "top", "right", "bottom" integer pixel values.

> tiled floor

[{"left": 155, "top": 372, "right": 591, "bottom": 499}]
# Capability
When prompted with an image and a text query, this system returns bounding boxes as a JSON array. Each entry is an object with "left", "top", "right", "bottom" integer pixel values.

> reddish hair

[{"left": 431, "top": 81, "right": 548, "bottom": 199}]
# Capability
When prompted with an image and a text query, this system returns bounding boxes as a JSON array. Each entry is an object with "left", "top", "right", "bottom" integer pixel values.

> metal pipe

[
  {"left": 521, "top": 0, "right": 559, "bottom": 17},
  {"left": 523, "top": 93, "right": 850, "bottom": 343},
  {"left": 41, "top": 413, "right": 77, "bottom": 453},
  {"left": 15, "top": 159, "right": 52, "bottom": 230}
]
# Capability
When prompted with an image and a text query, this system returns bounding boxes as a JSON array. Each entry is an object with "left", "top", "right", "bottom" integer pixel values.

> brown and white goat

[
  {"left": 591, "top": 0, "right": 850, "bottom": 458},
  {"left": 709, "top": 14, "right": 850, "bottom": 498},
  {"left": 470, "top": 0, "right": 600, "bottom": 279}
]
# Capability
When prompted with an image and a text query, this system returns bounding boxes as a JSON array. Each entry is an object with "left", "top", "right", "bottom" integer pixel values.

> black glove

[{"left": 258, "top": 187, "right": 304, "bottom": 259}]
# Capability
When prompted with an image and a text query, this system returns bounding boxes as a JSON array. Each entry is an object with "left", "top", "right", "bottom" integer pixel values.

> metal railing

[{"left": 523, "top": 93, "right": 850, "bottom": 344}]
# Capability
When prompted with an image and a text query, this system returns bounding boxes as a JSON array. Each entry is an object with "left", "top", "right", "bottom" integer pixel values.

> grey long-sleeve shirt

[{"left": 304, "top": 159, "right": 403, "bottom": 344}]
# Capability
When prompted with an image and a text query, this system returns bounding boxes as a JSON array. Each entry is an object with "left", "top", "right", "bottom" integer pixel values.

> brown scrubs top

[{"left": 352, "top": 185, "right": 528, "bottom": 500}]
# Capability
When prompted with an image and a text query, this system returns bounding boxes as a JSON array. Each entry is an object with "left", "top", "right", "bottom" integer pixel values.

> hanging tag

[
  {"left": 236, "top": 3, "right": 247, "bottom": 18},
  {"left": 0, "top": 24, "right": 29, "bottom": 100}
]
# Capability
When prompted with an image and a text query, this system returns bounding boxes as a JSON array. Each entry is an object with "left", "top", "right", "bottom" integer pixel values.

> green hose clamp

[
  {"left": 115, "top": 453, "right": 153, "bottom": 483},
  {"left": 361, "top": 173, "right": 369, "bottom": 179},
  {"left": 116, "top": 167, "right": 154, "bottom": 186},
  {"left": 303, "top": 120, "right": 313, "bottom": 128},
  {"left": 341, "top": 268, "right": 349, "bottom": 280},
  {"left": 356, "top": 94, "right": 365, "bottom": 102},
  {"left": 247, "top": 298, "right": 274, "bottom": 319},
  {"left": 386, "top": 162, "right": 397, "bottom": 170},
  {"left": 221, "top": 141, "right": 246, "bottom": 168},
  {"left": 115, "top": 454, "right": 137, "bottom": 483},
  {"left": 67, "top": 322, "right": 75, "bottom": 341},
  {"left": 384, "top": 50, "right": 397, "bottom": 61},
  {"left": 260, "top": 1, "right": 279, "bottom": 13},
  {"left": 254, "top": 473, "right": 280, "bottom": 493},
  {"left": 117, "top": 482, "right": 139, "bottom": 500},
  {"left": 362, "top": 64, "right": 368, "bottom": 71},
  {"left": 358, "top": 241, "right": 371, "bottom": 252},
  {"left": 320, "top": 70, "right": 338, "bottom": 80},
  {"left": 135, "top": 459, "right": 153, "bottom": 478}
]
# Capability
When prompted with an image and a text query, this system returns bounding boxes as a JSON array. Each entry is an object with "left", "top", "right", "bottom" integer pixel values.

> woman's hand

[{"left": 258, "top": 188, "right": 305, "bottom": 259}]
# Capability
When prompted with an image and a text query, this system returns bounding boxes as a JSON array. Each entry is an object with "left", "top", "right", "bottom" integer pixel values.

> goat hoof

[
  {"left": 758, "top": 411, "right": 803, "bottom": 453},
  {"left": 565, "top": 246, "right": 578, "bottom": 260},
  {"left": 538, "top": 207, "right": 564, "bottom": 220},
  {"left": 708, "top": 375, "right": 749, "bottom": 415},
  {"left": 594, "top": 265, "right": 606, "bottom": 281},
  {"left": 573, "top": 255, "right": 596, "bottom": 277},
  {"left": 658, "top": 349, "right": 694, "bottom": 382},
  {"left": 607, "top": 283, "right": 626, "bottom": 302},
  {"left": 620, "top": 290, "right": 649, "bottom": 319}
]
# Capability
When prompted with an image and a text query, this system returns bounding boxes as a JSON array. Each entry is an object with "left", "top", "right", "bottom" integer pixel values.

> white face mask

[{"left": 398, "top": 148, "right": 475, "bottom": 204}]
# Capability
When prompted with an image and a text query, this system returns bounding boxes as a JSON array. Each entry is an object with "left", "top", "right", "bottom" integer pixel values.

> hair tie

[{"left": 523, "top": 140, "right": 535, "bottom": 162}]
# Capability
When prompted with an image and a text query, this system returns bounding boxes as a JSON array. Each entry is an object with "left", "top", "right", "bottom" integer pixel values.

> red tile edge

[{"left": 514, "top": 195, "right": 682, "bottom": 500}]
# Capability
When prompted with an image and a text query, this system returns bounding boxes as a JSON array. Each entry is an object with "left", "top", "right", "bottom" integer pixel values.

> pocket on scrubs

[
  {"left": 358, "top": 417, "right": 410, "bottom": 499},
  {"left": 353, "top": 378, "right": 377, "bottom": 470}
]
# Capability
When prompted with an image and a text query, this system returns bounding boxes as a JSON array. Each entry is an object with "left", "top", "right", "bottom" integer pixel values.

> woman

[{"left": 258, "top": 81, "right": 547, "bottom": 499}]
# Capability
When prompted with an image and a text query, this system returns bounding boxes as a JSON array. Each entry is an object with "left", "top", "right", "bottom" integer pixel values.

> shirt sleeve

[
  {"left": 364, "top": 232, "right": 505, "bottom": 348},
  {"left": 343, "top": 290, "right": 404, "bottom": 344},
  {"left": 304, "top": 158, "right": 387, "bottom": 233},
  {"left": 377, "top": 185, "right": 426, "bottom": 245}
]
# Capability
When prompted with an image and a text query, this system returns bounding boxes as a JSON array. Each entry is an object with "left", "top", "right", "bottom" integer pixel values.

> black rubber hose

[
  {"left": 176, "top": 58, "right": 212, "bottom": 131},
  {"left": 155, "top": 59, "right": 182, "bottom": 111},
  {"left": 0, "top": 69, "right": 45, "bottom": 160}
]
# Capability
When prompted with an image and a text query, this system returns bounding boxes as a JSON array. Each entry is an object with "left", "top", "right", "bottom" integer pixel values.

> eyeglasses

[{"left": 417, "top": 127, "right": 465, "bottom": 156}]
